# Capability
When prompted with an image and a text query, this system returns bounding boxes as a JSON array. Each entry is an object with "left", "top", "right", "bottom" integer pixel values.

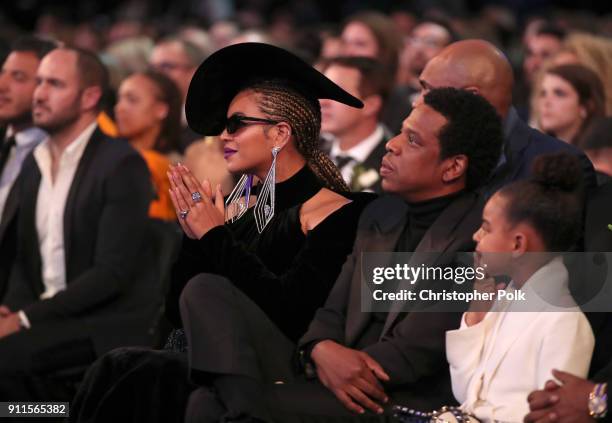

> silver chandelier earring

[
  {"left": 225, "top": 174, "right": 253, "bottom": 223},
  {"left": 254, "top": 146, "right": 280, "bottom": 233}
]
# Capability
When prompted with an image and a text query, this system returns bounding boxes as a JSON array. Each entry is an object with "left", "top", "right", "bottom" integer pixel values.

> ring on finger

[
  {"left": 179, "top": 209, "right": 190, "bottom": 220},
  {"left": 191, "top": 191, "right": 203, "bottom": 203}
]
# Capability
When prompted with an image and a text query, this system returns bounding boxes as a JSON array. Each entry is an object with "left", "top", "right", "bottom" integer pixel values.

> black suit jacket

[
  {"left": 3, "top": 127, "right": 158, "bottom": 354},
  {"left": 0, "top": 156, "right": 20, "bottom": 299},
  {"left": 299, "top": 191, "right": 484, "bottom": 408},
  {"left": 582, "top": 181, "right": 612, "bottom": 378},
  {"left": 486, "top": 108, "right": 597, "bottom": 196}
]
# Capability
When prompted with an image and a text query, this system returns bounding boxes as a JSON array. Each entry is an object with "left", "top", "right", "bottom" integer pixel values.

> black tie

[
  {"left": 335, "top": 155, "right": 354, "bottom": 170},
  {"left": 0, "top": 136, "right": 16, "bottom": 174}
]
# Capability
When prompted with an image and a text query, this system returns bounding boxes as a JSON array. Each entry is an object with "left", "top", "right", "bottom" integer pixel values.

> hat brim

[{"left": 185, "top": 42, "right": 364, "bottom": 135}]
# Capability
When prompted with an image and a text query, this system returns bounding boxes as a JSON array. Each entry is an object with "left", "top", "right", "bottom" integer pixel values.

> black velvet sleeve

[{"left": 166, "top": 194, "right": 374, "bottom": 341}]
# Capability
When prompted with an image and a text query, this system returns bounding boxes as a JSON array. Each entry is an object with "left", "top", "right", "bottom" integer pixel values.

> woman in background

[
  {"left": 115, "top": 70, "right": 182, "bottom": 220},
  {"left": 536, "top": 64, "right": 605, "bottom": 146}
]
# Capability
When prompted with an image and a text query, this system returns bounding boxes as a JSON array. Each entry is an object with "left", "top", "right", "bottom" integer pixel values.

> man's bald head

[{"left": 418, "top": 39, "right": 514, "bottom": 118}]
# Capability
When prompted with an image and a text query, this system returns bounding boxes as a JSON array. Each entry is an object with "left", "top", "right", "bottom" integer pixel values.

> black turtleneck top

[
  {"left": 166, "top": 166, "right": 375, "bottom": 342},
  {"left": 395, "top": 190, "right": 465, "bottom": 252}
]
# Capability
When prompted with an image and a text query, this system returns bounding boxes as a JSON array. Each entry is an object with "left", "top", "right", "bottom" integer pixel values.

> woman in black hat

[{"left": 71, "top": 43, "right": 374, "bottom": 423}]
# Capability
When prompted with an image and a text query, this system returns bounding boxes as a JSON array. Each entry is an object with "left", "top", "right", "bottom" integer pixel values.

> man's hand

[
  {"left": 525, "top": 370, "right": 597, "bottom": 423},
  {"left": 311, "top": 340, "right": 390, "bottom": 415},
  {"left": 0, "top": 313, "right": 21, "bottom": 339}
]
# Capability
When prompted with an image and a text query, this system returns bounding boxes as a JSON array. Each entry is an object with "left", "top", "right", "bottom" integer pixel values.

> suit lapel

[
  {"left": 20, "top": 158, "right": 44, "bottom": 294},
  {"left": 63, "top": 128, "right": 101, "bottom": 278},
  {"left": 346, "top": 197, "right": 408, "bottom": 345},
  {"left": 381, "top": 192, "right": 479, "bottom": 336}
]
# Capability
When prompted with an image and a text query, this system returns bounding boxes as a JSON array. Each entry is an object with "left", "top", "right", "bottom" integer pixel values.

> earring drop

[{"left": 254, "top": 146, "right": 280, "bottom": 233}]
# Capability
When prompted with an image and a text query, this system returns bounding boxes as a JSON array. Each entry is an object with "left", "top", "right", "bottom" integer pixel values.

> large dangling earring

[
  {"left": 225, "top": 174, "right": 254, "bottom": 223},
  {"left": 254, "top": 146, "right": 280, "bottom": 233}
]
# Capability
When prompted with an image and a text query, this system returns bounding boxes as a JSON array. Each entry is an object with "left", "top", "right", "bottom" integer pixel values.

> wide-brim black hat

[{"left": 185, "top": 42, "right": 364, "bottom": 135}]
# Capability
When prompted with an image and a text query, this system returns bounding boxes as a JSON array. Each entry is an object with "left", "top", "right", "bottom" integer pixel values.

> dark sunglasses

[{"left": 224, "top": 115, "right": 280, "bottom": 134}]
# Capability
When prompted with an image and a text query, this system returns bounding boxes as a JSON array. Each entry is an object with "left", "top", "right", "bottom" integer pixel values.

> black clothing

[
  {"left": 71, "top": 165, "right": 374, "bottom": 423},
  {"left": 183, "top": 191, "right": 484, "bottom": 422},
  {"left": 0, "top": 128, "right": 156, "bottom": 401}
]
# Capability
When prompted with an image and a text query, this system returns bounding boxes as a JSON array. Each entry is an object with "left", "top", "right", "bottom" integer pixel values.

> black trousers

[
  {"left": 180, "top": 274, "right": 398, "bottom": 423},
  {"left": 0, "top": 319, "right": 96, "bottom": 402}
]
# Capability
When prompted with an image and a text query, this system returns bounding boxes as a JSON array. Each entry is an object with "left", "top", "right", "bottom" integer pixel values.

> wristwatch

[{"left": 589, "top": 383, "right": 608, "bottom": 419}]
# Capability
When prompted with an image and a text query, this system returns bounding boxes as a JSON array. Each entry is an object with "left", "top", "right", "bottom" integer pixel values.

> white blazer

[{"left": 446, "top": 256, "right": 595, "bottom": 423}]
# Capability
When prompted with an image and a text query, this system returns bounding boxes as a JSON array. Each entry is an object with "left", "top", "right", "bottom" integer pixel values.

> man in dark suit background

[
  {"left": 0, "top": 37, "right": 57, "bottom": 299},
  {"left": 320, "top": 57, "right": 392, "bottom": 193},
  {"left": 415, "top": 39, "right": 597, "bottom": 197},
  {"left": 181, "top": 87, "right": 504, "bottom": 421},
  {"left": 0, "top": 47, "right": 156, "bottom": 400}
]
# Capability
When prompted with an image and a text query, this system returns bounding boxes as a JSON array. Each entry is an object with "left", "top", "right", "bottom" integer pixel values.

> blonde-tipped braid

[{"left": 249, "top": 80, "right": 349, "bottom": 192}]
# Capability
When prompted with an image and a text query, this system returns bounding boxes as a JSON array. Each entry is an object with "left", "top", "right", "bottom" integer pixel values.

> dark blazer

[
  {"left": 3, "top": 127, "right": 158, "bottom": 355},
  {"left": 486, "top": 108, "right": 597, "bottom": 196},
  {"left": 299, "top": 191, "right": 484, "bottom": 408},
  {"left": 582, "top": 181, "right": 612, "bottom": 378},
  {"left": 0, "top": 164, "right": 20, "bottom": 299}
]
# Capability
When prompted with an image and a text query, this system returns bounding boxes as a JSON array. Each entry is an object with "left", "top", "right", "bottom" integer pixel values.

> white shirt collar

[
  {"left": 35, "top": 121, "right": 97, "bottom": 168},
  {"left": 328, "top": 124, "right": 385, "bottom": 163}
]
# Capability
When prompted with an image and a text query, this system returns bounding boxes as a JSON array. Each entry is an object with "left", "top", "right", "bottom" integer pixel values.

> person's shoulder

[
  {"left": 524, "top": 125, "right": 584, "bottom": 157},
  {"left": 300, "top": 189, "right": 363, "bottom": 232}
]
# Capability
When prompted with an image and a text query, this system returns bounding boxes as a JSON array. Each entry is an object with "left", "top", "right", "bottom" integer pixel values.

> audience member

[
  {"left": 149, "top": 37, "right": 210, "bottom": 152},
  {"left": 522, "top": 24, "right": 566, "bottom": 88},
  {"left": 0, "top": 36, "right": 57, "bottom": 297},
  {"left": 320, "top": 57, "right": 392, "bottom": 192},
  {"left": 581, "top": 117, "right": 612, "bottom": 184},
  {"left": 447, "top": 153, "right": 594, "bottom": 422},
  {"left": 0, "top": 47, "right": 155, "bottom": 401},
  {"left": 71, "top": 42, "right": 374, "bottom": 423},
  {"left": 536, "top": 64, "right": 605, "bottom": 146},
  {"left": 417, "top": 39, "right": 597, "bottom": 196},
  {"left": 181, "top": 87, "right": 503, "bottom": 420},
  {"left": 552, "top": 33, "right": 612, "bottom": 115},
  {"left": 397, "top": 19, "right": 457, "bottom": 91},
  {"left": 388, "top": 18, "right": 458, "bottom": 134},
  {"left": 340, "top": 11, "right": 402, "bottom": 79},
  {"left": 525, "top": 362, "right": 611, "bottom": 422},
  {"left": 115, "top": 70, "right": 182, "bottom": 221}
]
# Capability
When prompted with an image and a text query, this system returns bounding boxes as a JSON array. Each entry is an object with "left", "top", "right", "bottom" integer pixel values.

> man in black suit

[
  {"left": 0, "top": 47, "right": 156, "bottom": 400},
  {"left": 320, "top": 57, "right": 392, "bottom": 193},
  {"left": 181, "top": 87, "right": 504, "bottom": 421},
  {"left": 416, "top": 39, "right": 597, "bottom": 197},
  {"left": 0, "top": 37, "right": 57, "bottom": 299}
]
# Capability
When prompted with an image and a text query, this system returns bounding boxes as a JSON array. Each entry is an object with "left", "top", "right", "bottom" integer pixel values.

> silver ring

[
  {"left": 179, "top": 209, "right": 189, "bottom": 220},
  {"left": 191, "top": 191, "right": 202, "bottom": 203}
]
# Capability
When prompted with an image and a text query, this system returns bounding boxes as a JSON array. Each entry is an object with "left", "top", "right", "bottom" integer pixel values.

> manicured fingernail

[
  {"left": 550, "top": 395, "right": 559, "bottom": 402},
  {"left": 384, "top": 397, "right": 389, "bottom": 403},
  {"left": 377, "top": 408, "right": 383, "bottom": 414},
  {"left": 358, "top": 409, "right": 364, "bottom": 414}
]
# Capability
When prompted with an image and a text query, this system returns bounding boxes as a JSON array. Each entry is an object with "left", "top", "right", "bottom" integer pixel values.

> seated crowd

[{"left": 0, "top": 9, "right": 611, "bottom": 423}]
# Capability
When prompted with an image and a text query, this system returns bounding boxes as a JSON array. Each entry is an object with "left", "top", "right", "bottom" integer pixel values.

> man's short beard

[{"left": 35, "top": 111, "right": 80, "bottom": 136}]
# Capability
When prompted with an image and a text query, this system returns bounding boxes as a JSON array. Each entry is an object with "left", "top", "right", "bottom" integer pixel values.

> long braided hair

[{"left": 247, "top": 79, "right": 349, "bottom": 192}]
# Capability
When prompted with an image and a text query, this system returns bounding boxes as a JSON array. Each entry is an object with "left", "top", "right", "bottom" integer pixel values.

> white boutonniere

[{"left": 351, "top": 165, "right": 380, "bottom": 191}]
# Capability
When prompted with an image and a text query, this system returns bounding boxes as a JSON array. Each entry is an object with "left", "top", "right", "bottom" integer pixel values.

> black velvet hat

[{"left": 185, "top": 42, "right": 364, "bottom": 135}]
